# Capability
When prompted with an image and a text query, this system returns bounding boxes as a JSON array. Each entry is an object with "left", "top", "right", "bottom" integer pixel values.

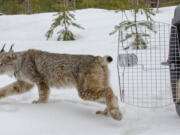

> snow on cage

[{"left": 117, "top": 21, "right": 180, "bottom": 108}]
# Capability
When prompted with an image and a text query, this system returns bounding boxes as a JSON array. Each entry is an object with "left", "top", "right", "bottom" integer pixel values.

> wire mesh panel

[{"left": 117, "top": 21, "right": 180, "bottom": 107}]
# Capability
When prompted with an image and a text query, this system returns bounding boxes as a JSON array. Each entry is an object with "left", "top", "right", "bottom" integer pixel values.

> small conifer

[
  {"left": 46, "top": 0, "right": 84, "bottom": 41},
  {"left": 110, "top": 0, "right": 156, "bottom": 50}
]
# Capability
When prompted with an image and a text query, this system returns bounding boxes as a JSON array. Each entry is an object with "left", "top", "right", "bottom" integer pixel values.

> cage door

[{"left": 117, "top": 22, "right": 179, "bottom": 107}]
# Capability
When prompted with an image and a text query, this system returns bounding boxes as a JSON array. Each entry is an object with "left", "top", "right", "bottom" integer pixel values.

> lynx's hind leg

[
  {"left": 78, "top": 87, "right": 122, "bottom": 120},
  {"left": 78, "top": 63, "right": 122, "bottom": 120},
  {"left": 0, "top": 81, "right": 33, "bottom": 98},
  {"left": 32, "top": 81, "right": 50, "bottom": 104}
]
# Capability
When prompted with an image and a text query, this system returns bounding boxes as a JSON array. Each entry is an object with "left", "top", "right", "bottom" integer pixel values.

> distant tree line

[{"left": 1, "top": 0, "right": 180, "bottom": 15}]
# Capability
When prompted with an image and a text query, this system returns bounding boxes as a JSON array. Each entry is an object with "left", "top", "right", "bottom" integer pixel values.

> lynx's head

[{"left": 0, "top": 44, "right": 17, "bottom": 75}]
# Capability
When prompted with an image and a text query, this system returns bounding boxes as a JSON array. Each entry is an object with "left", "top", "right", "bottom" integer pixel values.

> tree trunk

[
  {"left": 24, "top": 0, "right": 32, "bottom": 14},
  {"left": 64, "top": 0, "right": 76, "bottom": 8}
]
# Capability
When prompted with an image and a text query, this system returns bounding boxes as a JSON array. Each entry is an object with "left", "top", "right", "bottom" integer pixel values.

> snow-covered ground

[{"left": 0, "top": 6, "right": 180, "bottom": 135}]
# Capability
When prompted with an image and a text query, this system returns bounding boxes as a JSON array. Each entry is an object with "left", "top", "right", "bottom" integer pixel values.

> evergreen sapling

[
  {"left": 110, "top": 1, "right": 156, "bottom": 50},
  {"left": 46, "top": 8, "right": 84, "bottom": 41}
]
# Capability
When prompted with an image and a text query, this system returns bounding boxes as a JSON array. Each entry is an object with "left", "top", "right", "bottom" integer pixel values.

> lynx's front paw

[{"left": 109, "top": 108, "right": 123, "bottom": 121}]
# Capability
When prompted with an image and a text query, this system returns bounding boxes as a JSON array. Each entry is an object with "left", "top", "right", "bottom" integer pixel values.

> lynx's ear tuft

[
  {"left": 9, "top": 44, "right": 14, "bottom": 52},
  {"left": 0, "top": 44, "right": 6, "bottom": 53}
]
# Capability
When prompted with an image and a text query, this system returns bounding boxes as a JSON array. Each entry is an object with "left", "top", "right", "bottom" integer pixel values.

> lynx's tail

[
  {"left": 97, "top": 56, "right": 113, "bottom": 65},
  {"left": 105, "top": 56, "right": 113, "bottom": 63}
]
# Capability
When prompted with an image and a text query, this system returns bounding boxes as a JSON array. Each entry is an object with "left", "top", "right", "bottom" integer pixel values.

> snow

[{"left": 0, "top": 6, "right": 180, "bottom": 135}]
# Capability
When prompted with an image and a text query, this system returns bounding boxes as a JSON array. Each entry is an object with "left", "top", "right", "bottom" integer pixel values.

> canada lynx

[{"left": 0, "top": 44, "right": 122, "bottom": 120}]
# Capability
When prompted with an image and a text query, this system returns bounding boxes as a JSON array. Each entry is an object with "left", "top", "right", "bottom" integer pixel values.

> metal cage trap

[{"left": 117, "top": 19, "right": 180, "bottom": 115}]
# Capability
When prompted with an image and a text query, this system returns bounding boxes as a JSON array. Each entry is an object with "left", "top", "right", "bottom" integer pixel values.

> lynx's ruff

[{"left": 0, "top": 45, "right": 122, "bottom": 120}]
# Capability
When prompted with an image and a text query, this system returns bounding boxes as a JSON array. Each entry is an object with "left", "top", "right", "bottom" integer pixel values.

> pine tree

[
  {"left": 45, "top": 0, "right": 84, "bottom": 41},
  {"left": 110, "top": 0, "right": 156, "bottom": 50}
]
